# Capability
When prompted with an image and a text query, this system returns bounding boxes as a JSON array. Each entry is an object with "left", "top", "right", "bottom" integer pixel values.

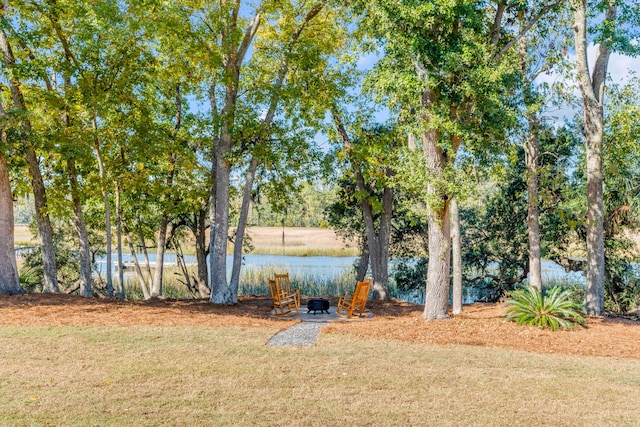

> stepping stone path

[
  {"left": 266, "top": 305, "right": 373, "bottom": 346},
  {"left": 267, "top": 321, "right": 329, "bottom": 346}
]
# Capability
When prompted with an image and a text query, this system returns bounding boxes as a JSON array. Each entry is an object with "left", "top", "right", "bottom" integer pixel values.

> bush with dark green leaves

[
  {"left": 393, "top": 258, "right": 428, "bottom": 291},
  {"left": 504, "top": 286, "right": 585, "bottom": 331}
]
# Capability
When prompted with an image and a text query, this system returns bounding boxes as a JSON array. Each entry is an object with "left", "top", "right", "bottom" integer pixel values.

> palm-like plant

[{"left": 504, "top": 286, "right": 586, "bottom": 331}]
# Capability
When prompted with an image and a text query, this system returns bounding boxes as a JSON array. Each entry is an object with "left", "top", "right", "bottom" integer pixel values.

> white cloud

[{"left": 607, "top": 52, "right": 640, "bottom": 83}]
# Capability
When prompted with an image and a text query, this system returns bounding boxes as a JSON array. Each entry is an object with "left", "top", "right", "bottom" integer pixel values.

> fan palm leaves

[{"left": 504, "top": 286, "right": 586, "bottom": 331}]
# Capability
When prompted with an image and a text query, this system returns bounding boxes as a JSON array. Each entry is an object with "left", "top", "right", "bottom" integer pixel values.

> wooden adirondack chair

[
  {"left": 268, "top": 278, "right": 299, "bottom": 317},
  {"left": 274, "top": 273, "right": 300, "bottom": 310},
  {"left": 336, "top": 278, "right": 372, "bottom": 319}
]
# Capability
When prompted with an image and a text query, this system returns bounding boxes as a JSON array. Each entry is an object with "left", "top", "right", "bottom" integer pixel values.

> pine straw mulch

[{"left": 1, "top": 293, "right": 639, "bottom": 360}]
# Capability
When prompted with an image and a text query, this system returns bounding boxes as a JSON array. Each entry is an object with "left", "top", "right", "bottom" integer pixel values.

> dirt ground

[{"left": 1, "top": 293, "right": 639, "bottom": 360}]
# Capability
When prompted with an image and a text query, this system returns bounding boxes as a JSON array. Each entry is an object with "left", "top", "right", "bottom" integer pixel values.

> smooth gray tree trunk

[
  {"left": 67, "top": 159, "right": 93, "bottom": 297},
  {"left": 228, "top": 4, "right": 325, "bottom": 294},
  {"left": 151, "top": 213, "right": 168, "bottom": 298},
  {"left": 93, "top": 135, "right": 113, "bottom": 297},
  {"left": 332, "top": 110, "right": 392, "bottom": 300},
  {"left": 0, "top": 149, "right": 22, "bottom": 295},
  {"left": 451, "top": 198, "right": 462, "bottom": 315},
  {"left": 210, "top": 10, "right": 262, "bottom": 304},
  {"left": 116, "top": 185, "right": 125, "bottom": 300},
  {"left": 229, "top": 157, "right": 258, "bottom": 293},
  {"left": 573, "top": 0, "right": 614, "bottom": 316},
  {"left": 151, "top": 84, "right": 181, "bottom": 298},
  {"left": 525, "top": 119, "right": 542, "bottom": 292},
  {"left": 124, "top": 224, "right": 150, "bottom": 299},
  {"left": 356, "top": 238, "right": 370, "bottom": 282},
  {"left": 518, "top": 31, "right": 543, "bottom": 293},
  {"left": 194, "top": 209, "right": 210, "bottom": 298},
  {"left": 137, "top": 217, "right": 154, "bottom": 287},
  {"left": 0, "top": 28, "right": 59, "bottom": 293}
]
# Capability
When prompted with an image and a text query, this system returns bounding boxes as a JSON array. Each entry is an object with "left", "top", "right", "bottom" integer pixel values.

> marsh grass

[
  {"left": 13, "top": 225, "right": 36, "bottom": 246},
  {"left": 245, "top": 246, "right": 359, "bottom": 257},
  {"left": 120, "top": 265, "right": 362, "bottom": 300},
  {"left": 238, "top": 266, "right": 357, "bottom": 297},
  {"left": 1, "top": 326, "right": 640, "bottom": 426}
]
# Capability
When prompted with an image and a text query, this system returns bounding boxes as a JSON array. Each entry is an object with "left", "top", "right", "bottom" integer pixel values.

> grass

[
  {"left": 120, "top": 265, "right": 362, "bottom": 300},
  {"left": 13, "top": 225, "right": 360, "bottom": 256},
  {"left": 13, "top": 225, "right": 36, "bottom": 246},
  {"left": 0, "top": 326, "right": 639, "bottom": 426},
  {"left": 244, "top": 246, "right": 359, "bottom": 257}
]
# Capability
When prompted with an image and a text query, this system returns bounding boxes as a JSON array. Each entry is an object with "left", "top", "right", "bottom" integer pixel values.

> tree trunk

[
  {"left": 150, "top": 84, "right": 181, "bottom": 298},
  {"left": 67, "top": 159, "right": 93, "bottom": 297},
  {"left": 518, "top": 26, "right": 543, "bottom": 294},
  {"left": 0, "top": 28, "right": 59, "bottom": 293},
  {"left": 525, "top": 117, "right": 542, "bottom": 292},
  {"left": 356, "top": 237, "right": 369, "bottom": 282},
  {"left": 25, "top": 149, "right": 59, "bottom": 293},
  {"left": 229, "top": 156, "right": 258, "bottom": 293},
  {"left": 151, "top": 213, "right": 168, "bottom": 298},
  {"left": 331, "top": 109, "right": 392, "bottom": 300},
  {"left": 573, "top": 0, "right": 614, "bottom": 316},
  {"left": 194, "top": 209, "right": 210, "bottom": 298},
  {"left": 93, "top": 135, "right": 113, "bottom": 297},
  {"left": 124, "top": 224, "right": 150, "bottom": 299},
  {"left": 116, "top": 184, "right": 125, "bottom": 300},
  {"left": 584, "top": 126, "right": 605, "bottom": 315},
  {"left": 137, "top": 218, "right": 153, "bottom": 285},
  {"left": 209, "top": 9, "right": 263, "bottom": 304},
  {"left": 210, "top": 146, "right": 234, "bottom": 303},
  {"left": 225, "top": 6, "right": 323, "bottom": 299},
  {"left": 210, "top": 52, "right": 242, "bottom": 305},
  {"left": 364, "top": 186, "right": 392, "bottom": 301},
  {"left": 422, "top": 128, "right": 451, "bottom": 320},
  {"left": 0, "top": 150, "right": 22, "bottom": 295},
  {"left": 451, "top": 198, "right": 462, "bottom": 315}
]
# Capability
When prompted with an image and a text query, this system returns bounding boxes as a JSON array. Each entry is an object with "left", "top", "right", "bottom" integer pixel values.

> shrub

[
  {"left": 504, "top": 286, "right": 585, "bottom": 331},
  {"left": 393, "top": 258, "right": 427, "bottom": 291}
]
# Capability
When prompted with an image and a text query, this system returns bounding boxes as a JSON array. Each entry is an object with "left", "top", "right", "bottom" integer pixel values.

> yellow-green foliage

[{"left": 504, "top": 286, "right": 585, "bottom": 331}]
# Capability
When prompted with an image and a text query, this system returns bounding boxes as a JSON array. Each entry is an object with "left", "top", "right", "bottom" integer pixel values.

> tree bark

[
  {"left": 573, "top": 0, "right": 614, "bottom": 315},
  {"left": 67, "top": 159, "right": 93, "bottom": 297},
  {"left": 0, "top": 149, "right": 22, "bottom": 295},
  {"left": 211, "top": 145, "right": 234, "bottom": 303},
  {"left": 124, "top": 223, "right": 150, "bottom": 299},
  {"left": 151, "top": 213, "right": 168, "bottom": 298},
  {"left": 365, "top": 186, "right": 392, "bottom": 301},
  {"left": 227, "top": 5, "right": 324, "bottom": 299},
  {"left": 137, "top": 217, "right": 153, "bottom": 286},
  {"left": 0, "top": 27, "right": 59, "bottom": 293},
  {"left": 116, "top": 184, "right": 125, "bottom": 300},
  {"left": 518, "top": 28, "right": 543, "bottom": 293},
  {"left": 421, "top": 128, "right": 451, "bottom": 320},
  {"left": 151, "top": 84, "right": 181, "bottom": 297},
  {"left": 525, "top": 116, "right": 542, "bottom": 292},
  {"left": 210, "top": 9, "right": 262, "bottom": 304},
  {"left": 451, "top": 198, "right": 462, "bottom": 315},
  {"left": 229, "top": 157, "right": 258, "bottom": 293},
  {"left": 93, "top": 129, "right": 113, "bottom": 297},
  {"left": 356, "top": 237, "right": 369, "bottom": 282},
  {"left": 194, "top": 209, "right": 210, "bottom": 298},
  {"left": 331, "top": 109, "right": 392, "bottom": 300}
]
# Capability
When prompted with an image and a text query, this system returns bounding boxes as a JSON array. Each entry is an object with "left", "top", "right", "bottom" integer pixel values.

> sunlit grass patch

[{"left": 0, "top": 326, "right": 640, "bottom": 426}]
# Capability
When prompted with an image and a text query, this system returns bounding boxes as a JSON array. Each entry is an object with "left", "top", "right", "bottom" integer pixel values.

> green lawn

[{"left": 1, "top": 325, "right": 639, "bottom": 426}]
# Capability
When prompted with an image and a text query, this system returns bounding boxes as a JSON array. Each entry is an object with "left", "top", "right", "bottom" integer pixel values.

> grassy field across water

[
  {"left": 1, "top": 325, "right": 640, "bottom": 426},
  {"left": 13, "top": 225, "right": 360, "bottom": 257}
]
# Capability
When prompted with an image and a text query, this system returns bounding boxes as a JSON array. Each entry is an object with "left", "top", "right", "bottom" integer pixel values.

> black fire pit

[{"left": 306, "top": 298, "right": 330, "bottom": 315}]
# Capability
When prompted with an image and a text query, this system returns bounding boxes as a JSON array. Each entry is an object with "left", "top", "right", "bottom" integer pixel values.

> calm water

[
  {"left": 96, "top": 254, "right": 585, "bottom": 287},
  {"left": 96, "top": 253, "right": 358, "bottom": 281}
]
